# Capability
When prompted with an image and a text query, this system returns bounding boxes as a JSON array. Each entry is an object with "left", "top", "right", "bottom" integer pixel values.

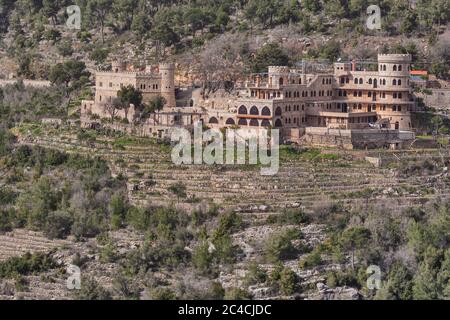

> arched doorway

[
  {"left": 261, "top": 119, "right": 271, "bottom": 127},
  {"left": 209, "top": 117, "right": 219, "bottom": 124},
  {"left": 261, "top": 107, "right": 271, "bottom": 116},
  {"left": 238, "top": 118, "right": 248, "bottom": 126},
  {"left": 249, "top": 119, "right": 259, "bottom": 127},
  {"left": 250, "top": 106, "right": 259, "bottom": 115},
  {"left": 225, "top": 118, "right": 235, "bottom": 125}
]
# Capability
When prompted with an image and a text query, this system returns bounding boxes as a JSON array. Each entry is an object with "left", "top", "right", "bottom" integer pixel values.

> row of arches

[
  {"left": 238, "top": 106, "right": 272, "bottom": 116},
  {"left": 237, "top": 119, "right": 272, "bottom": 127},
  {"left": 380, "top": 64, "right": 406, "bottom": 72},
  {"left": 353, "top": 78, "right": 407, "bottom": 87}
]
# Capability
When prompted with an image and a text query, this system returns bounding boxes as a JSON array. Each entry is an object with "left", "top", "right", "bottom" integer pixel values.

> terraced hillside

[
  {"left": 2, "top": 123, "right": 448, "bottom": 300},
  {"left": 15, "top": 124, "right": 450, "bottom": 214}
]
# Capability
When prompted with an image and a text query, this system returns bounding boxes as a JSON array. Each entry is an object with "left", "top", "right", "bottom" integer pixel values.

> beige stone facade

[
  {"left": 81, "top": 54, "right": 416, "bottom": 148},
  {"left": 204, "top": 54, "right": 415, "bottom": 144}
]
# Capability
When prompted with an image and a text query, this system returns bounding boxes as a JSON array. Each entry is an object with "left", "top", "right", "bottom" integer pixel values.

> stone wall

[
  {"left": 303, "top": 127, "right": 415, "bottom": 149},
  {"left": 421, "top": 89, "right": 450, "bottom": 110}
]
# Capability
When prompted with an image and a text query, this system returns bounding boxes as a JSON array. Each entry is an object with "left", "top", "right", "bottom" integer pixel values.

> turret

[
  {"left": 159, "top": 63, "right": 176, "bottom": 108},
  {"left": 378, "top": 54, "right": 411, "bottom": 76},
  {"left": 112, "top": 60, "right": 127, "bottom": 73}
]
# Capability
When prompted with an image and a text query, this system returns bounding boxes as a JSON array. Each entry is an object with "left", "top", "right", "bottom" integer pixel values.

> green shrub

[
  {"left": 264, "top": 229, "right": 302, "bottom": 262},
  {"left": 0, "top": 252, "right": 57, "bottom": 279},
  {"left": 74, "top": 276, "right": 112, "bottom": 300},
  {"left": 267, "top": 208, "right": 309, "bottom": 225},
  {"left": 299, "top": 248, "right": 323, "bottom": 269},
  {"left": 44, "top": 210, "right": 73, "bottom": 239},
  {"left": 224, "top": 287, "right": 252, "bottom": 300},
  {"left": 244, "top": 261, "right": 267, "bottom": 286},
  {"left": 192, "top": 241, "right": 213, "bottom": 274},
  {"left": 280, "top": 267, "right": 298, "bottom": 295}
]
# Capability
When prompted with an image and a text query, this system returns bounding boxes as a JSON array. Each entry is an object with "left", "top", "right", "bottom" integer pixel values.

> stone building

[
  {"left": 81, "top": 54, "right": 416, "bottom": 149},
  {"left": 82, "top": 61, "right": 177, "bottom": 123},
  {"left": 205, "top": 54, "right": 415, "bottom": 136}
]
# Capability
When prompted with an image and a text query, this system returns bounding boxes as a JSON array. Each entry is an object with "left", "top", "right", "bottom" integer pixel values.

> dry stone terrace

[{"left": 15, "top": 124, "right": 450, "bottom": 214}]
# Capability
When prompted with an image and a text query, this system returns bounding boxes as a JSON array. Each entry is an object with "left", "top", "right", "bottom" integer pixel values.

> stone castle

[{"left": 81, "top": 54, "right": 416, "bottom": 149}]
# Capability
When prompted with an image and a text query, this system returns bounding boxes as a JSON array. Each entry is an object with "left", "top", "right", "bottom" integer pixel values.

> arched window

[
  {"left": 261, "top": 107, "right": 271, "bottom": 116},
  {"left": 238, "top": 105, "right": 248, "bottom": 114},
  {"left": 261, "top": 119, "right": 271, "bottom": 127},
  {"left": 359, "top": 78, "right": 363, "bottom": 84},
  {"left": 368, "top": 78, "right": 373, "bottom": 85},
  {"left": 275, "top": 107, "right": 282, "bottom": 116},
  {"left": 275, "top": 119, "right": 283, "bottom": 127},
  {"left": 398, "top": 65, "right": 402, "bottom": 71},
  {"left": 249, "top": 119, "right": 259, "bottom": 127},
  {"left": 209, "top": 117, "right": 219, "bottom": 124},
  {"left": 225, "top": 118, "right": 235, "bottom": 125},
  {"left": 238, "top": 118, "right": 248, "bottom": 126},
  {"left": 354, "top": 78, "right": 358, "bottom": 84},
  {"left": 250, "top": 106, "right": 259, "bottom": 115},
  {"left": 393, "top": 79, "right": 397, "bottom": 85},
  {"left": 393, "top": 65, "right": 397, "bottom": 71},
  {"left": 398, "top": 79, "right": 402, "bottom": 86}
]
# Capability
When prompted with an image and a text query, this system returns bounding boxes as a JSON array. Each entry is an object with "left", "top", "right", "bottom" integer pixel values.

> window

[
  {"left": 398, "top": 65, "right": 402, "bottom": 71},
  {"left": 398, "top": 79, "right": 402, "bottom": 86},
  {"left": 250, "top": 106, "right": 259, "bottom": 115},
  {"left": 238, "top": 106, "right": 248, "bottom": 114},
  {"left": 359, "top": 79, "right": 363, "bottom": 84},
  {"left": 393, "top": 79, "right": 397, "bottom": 86},
  {"left": 393, "top": 65, "right": 397, "bottom": 71},
  {"left": 209, "top": 117, "right": 219, "bottom": 124}
]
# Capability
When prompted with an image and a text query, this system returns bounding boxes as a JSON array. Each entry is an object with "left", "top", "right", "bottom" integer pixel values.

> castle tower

[
  {"left": 159, "top": 63, "right": 176, "bottom": 108},
  {"left": 377, "top": 54, "right": 413, "bottom": 130},
  {"left": 378, "top": 54, "right": 411, "bottom": 77},
  {"left": 268, "top": 66, "right": 290, "bottom": 86},
  {"left": 112, "top": 60, "right": 127, "bottom": 73}
]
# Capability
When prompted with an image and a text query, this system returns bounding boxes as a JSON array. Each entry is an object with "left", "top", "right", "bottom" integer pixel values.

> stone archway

[
  {"left": 261, "top": 107, "right": 271, "bottom": 116},
  {"left": 250, "top": 106, "right": 259, "bottom": 115},
  {"left": 226, "top": 118, "right": 235, "bottom": 125},
  {"left": 209, "top": 117, "right": 219, "bottom": 124},
  {"left": 238, "top": 105, "right": 248, "bottom": 115},
  {"left": 238, "top": 118, "right": 248, "bottom": 126}
]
